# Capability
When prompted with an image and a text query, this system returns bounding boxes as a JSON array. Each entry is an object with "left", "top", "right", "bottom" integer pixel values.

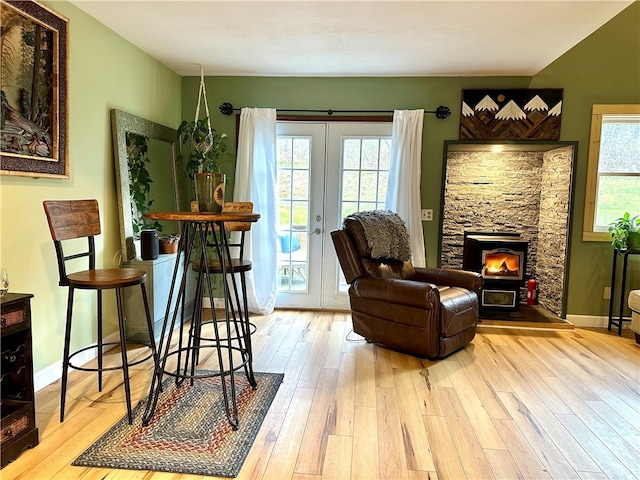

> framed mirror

[{"left": 111, "top": 109, "right": 179, "bottom": 263}]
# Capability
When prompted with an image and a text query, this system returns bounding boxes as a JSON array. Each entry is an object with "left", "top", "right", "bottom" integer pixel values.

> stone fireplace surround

[{"left": 439, "top": 142, "right": 576, "bottom": 317}]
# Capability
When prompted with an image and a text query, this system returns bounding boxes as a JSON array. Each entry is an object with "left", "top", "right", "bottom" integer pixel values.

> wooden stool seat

[
  {"left": 192, "top": 259, "right": 252, "bottom": 274},
  {"left": 67, "top": 268, "right": 147, "bottom": 288}
]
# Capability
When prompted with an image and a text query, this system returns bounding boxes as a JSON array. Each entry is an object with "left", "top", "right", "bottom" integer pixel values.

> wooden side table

[
  {"left": 1, "top": 293, "right": 39, "bottom": 468},
  {"left": 608, "top": 248, "right": 640, "bottom": 336}
]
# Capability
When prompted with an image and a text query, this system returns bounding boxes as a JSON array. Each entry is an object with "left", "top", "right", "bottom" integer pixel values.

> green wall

[
  {"left": 0, "top": 1, "right": 181, "bottom": 374},
  {"left": 182, "top": 2, "right": 639, "bottom": 319}
]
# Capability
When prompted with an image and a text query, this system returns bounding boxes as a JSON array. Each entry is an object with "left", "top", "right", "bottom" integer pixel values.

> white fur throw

[{"left": 347, "top": 210, "right": 411, "bottom": 261}]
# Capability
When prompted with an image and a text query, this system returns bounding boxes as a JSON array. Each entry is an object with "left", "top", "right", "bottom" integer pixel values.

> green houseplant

[
  {"left": 159, "top": 233, "right": 180, "bottom": 254},
  {"left": 608, "top": 212, "right": 640, "bottom": 251},
  {"left": 126, "top": 132, "right": 162, "bottom": 235},
  {"left": 176, "top": 117, "right": 229, "bottom": 212}
]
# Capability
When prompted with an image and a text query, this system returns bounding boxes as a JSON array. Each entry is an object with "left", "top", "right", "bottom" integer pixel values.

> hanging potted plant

[
  {"left": 608, "top": 212, "right": 640, "bottom": 251},
  {"left": 177, "top": 67, "right": 231, "bottom": 212},
  {"left": 176, "top": 117, "right": 229, "bottom": 212}
]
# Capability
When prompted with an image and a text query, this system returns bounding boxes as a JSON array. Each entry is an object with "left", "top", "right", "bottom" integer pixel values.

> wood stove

[{"left": 463, "top": 232, "right": 528, "bottom": 313}]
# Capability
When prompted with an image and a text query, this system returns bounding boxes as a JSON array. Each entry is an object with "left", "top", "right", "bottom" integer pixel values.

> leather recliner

[{"left": 331, "top": 215, "right": 483, "bottom": 358}]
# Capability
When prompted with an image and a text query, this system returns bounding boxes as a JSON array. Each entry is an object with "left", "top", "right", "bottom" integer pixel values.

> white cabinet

[{"left": 123, "top": 253, "right": 196, "bottom": 343}]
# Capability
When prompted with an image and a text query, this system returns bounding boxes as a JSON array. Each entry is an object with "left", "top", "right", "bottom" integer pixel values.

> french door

[{"left": 275, "top": 121, "right": 392, "bottom": 309}]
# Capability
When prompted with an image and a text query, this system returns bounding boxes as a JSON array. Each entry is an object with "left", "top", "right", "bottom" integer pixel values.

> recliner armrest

[
  {"left": 351, "top": 276, "right": 438, "bottom": 309},
  {"left": 414, "top": 267, "right": 482, "bottom": 294}
]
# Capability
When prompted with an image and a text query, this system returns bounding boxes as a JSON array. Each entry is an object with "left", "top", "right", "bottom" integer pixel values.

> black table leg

[
  {"left": 607, "top": 250, "right": 617, "bottom": 331},
  {"left": 618, "top": 252, "right": 629, "bottom": 336}
]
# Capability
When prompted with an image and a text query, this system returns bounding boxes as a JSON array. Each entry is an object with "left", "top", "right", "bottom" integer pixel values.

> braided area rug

[{"left": 72, "top": 371, "right": 284, "bottom": 477}]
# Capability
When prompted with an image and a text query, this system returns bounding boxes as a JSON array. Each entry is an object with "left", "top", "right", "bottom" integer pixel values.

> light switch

[{"left": 421, "top": 209, "right": 433, "bottom": 221}]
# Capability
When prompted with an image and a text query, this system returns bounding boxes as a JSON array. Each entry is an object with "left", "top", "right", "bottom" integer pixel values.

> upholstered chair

[
  {"left": 629, "top": 290, "right": 640, "bottom": 344},
  {"left": 331, "top": 211, "right": 482, "bottom": 358}
]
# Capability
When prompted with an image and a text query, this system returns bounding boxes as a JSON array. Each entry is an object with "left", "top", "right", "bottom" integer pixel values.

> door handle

[{"left": 309, "top": 228, "right": 321, "bottom": 236}]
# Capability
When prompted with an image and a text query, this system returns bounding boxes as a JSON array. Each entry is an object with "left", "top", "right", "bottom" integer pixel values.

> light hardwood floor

[{"left": 3, "top": 310, "right": 639, "bottom": 480}]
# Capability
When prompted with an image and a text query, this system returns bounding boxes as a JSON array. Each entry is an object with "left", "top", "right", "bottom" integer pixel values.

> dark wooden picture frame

[
  {"left": 1, "top": 0, "right": 68, "bottom": 178},
  {"left": 459, "top": 88, "right": 563, "bottom": 141}
]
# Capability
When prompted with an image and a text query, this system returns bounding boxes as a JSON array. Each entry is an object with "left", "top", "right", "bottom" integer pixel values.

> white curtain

[
  {"left": 234, "top": 108, "right": 278, "bottom": 314},
  {"left": 385, "top": 109, "right": 426, "bottom": 267}
]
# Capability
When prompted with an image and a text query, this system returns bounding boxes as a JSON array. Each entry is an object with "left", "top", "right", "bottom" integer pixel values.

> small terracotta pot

[{"left": 160, "top": 241, "right": 179, "bottom": 254}]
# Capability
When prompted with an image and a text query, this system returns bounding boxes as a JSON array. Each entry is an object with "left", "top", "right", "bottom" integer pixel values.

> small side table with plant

[
  {"left": 608, "top": 212, "right": 640, "bottom": 252},
  {"left": 607, "top": 212, "right": 640, "bottom": 335}
]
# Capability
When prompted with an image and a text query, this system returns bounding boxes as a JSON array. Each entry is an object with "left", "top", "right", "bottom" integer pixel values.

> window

[
  {"left": 340, "top": 136, "right": 391, "bottom": 219},
  {"left": 276, "top": 135, "right": 311, "bottom": 292},
  {"left": 338, "top": 135, "right": 391, "bottom": 293},
  {"left": 583, "top": 105, "right": 640, "bottom": 241}
]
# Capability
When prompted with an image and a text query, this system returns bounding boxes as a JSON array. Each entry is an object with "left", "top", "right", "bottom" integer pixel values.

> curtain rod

[{"left": 218, "top": 102, "right": 452, "bottom": 119}]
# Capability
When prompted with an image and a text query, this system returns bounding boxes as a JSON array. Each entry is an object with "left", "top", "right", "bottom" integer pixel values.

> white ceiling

[{"left": 70, "top": 0, "right": 635, "bottom": 77}]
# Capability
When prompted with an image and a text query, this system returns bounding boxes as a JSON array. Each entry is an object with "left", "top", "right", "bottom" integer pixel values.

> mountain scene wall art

[{"left": 459, "top": 89, "right": 563, "bottom": 140}]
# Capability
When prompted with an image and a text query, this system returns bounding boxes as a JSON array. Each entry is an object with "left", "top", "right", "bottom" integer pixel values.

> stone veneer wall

[
  {"left": 537, "top": 146, "right": 573, "bottom": 315},
  {"left": 441, "top": 147, "right": 573, "bottom": 315}
]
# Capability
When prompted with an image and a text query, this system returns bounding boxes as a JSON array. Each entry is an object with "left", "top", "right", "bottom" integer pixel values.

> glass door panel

[
  {"left": 275, "top": 123, "right": 325, "bottom": 308},
  {"left": 275, "top": 121, "right": 392, "bottom": 309},
  {"left": 324, "top": 123, "right": 392, "bottom": 306}
]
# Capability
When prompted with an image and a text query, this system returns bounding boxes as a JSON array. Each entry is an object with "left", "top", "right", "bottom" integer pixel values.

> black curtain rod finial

[
  {"left": 435, "top": 106, "right": 451, "bottom": 119},
  {"left": 219, "top": 102, "right": 234, "bottom": 116}
]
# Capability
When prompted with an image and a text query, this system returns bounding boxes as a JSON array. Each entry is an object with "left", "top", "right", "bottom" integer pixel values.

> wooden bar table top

[{"left": 144, "top": 211, "right": 260, "bottom": 223}]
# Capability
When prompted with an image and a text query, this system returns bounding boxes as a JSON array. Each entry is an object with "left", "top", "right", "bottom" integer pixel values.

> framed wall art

[
  {"left": 459, "top": 89, "right": 563, "bottom": 141},
  {"left": 1, "top": 0, "right": 68, "bottom": 178}
]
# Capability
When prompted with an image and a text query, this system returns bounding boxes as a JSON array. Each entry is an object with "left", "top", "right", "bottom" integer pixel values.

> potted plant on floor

[{"left": 608, "top": 212, "right": 640, "bottom": 251}]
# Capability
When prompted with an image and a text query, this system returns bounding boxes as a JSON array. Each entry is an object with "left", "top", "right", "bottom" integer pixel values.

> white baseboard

[
  {"left": 201, "top": 297, "right": 225, "bottom": 309},
  {"left": 566, "top": 314, "right": 630, "bottom": 329},
  {"left": 214, "top": 298, "right": 225, "bottom": 308},
  {"left": 34, "top": 362, "right": 62, "bottom": 392},
  {"left": 34, "top": 331, "right": 120, "bottom": 392}
]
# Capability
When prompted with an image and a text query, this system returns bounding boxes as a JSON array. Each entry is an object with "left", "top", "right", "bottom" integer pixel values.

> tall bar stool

[
  {"left": 43, "top": 199, "right": 158, "bottom": 424},
  {"left": 190, "top": 201, "right": 256, "bottom": 376}
]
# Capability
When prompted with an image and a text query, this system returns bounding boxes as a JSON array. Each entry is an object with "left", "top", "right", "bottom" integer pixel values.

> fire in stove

[
  {"left": 480, "top": 247, "right": 525, "bottom": 281},
  {"left": 484, "top": 252, "right": 520, "bottom": 277}
]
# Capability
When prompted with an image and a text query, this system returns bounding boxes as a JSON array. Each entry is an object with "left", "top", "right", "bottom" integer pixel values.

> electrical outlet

[
  {"left": 603, "top": 287, "right": 611, "bottom": 300},
  {"left": 421, "top": 209, "right": 433, "bottom": 221}
]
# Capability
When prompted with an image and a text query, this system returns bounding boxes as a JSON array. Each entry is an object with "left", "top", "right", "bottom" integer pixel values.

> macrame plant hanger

[{"left": 193, "top": 65, "right": 214, "bottom": 174}]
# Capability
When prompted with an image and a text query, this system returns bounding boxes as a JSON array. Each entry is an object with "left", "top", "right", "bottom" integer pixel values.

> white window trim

[{"left": 583, "top": 104, "right": 640, "bottom": 242}]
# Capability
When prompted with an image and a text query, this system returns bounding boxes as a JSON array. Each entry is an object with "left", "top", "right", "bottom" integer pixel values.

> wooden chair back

[
  {"left": 190, "top": 201, "right": 253, "bottom": 259},
  {"left": 43, "top": 199, "right": 101, "bottom": 241},
  {"left": 221, "top": 202, "right": 253, "bottom": 232},
  {"left": 43, "top": 200, "right": 101, "bottom": 285},
  {"left": 190, "top": 201, "right": 253, "bottom": 231}
]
